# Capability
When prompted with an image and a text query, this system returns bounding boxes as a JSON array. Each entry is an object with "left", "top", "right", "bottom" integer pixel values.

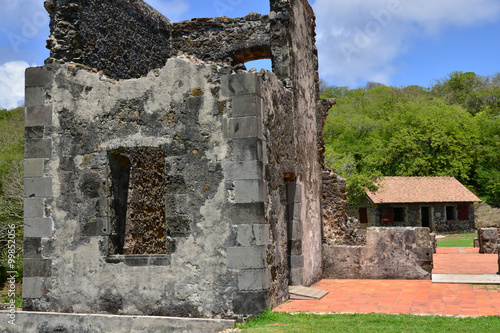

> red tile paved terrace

[
  {"left": 275, "top": 248, "right": 500, "bottom": 316},
  {"left": 434, "top": 247, "right": 498, "bottom": 274}
]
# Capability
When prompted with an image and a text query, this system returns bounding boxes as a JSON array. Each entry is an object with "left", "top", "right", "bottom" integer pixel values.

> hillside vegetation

[
  {"left": 0, "top": 107, "right": 24, "bottom": 282},
  {"left": 321, "top": 71, "right": 500, "bottom": 206}
]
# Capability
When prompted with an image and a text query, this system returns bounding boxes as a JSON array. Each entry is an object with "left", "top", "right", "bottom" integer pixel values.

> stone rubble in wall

[
  {"left": 322, "top": 169, "right": 366, "bottom": 246},
  {"left": 477, "top": 228, "right": 500, "bottom": 254}
]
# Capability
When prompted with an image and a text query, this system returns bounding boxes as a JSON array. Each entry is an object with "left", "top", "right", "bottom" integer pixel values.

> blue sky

[{"left": 1, "top": 0, "right": 500, "bottom": 109}]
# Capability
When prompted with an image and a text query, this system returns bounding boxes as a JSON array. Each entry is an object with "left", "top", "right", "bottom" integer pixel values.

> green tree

[
  {"left": 432, "top": 71, "right": 500, "bottom": 116},
  {"left": 323, "top": 82, "right": 482, "bottom": 204},
  {"left": 373, "top": 99, "right": 478, "bottom": 182},
  {"left": 472, "top": 110, "right": 500, "bottom": 205}
]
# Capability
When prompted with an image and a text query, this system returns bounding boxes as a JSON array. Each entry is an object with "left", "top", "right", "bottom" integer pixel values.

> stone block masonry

[
  {"left": 22, "top": 66, "right": 54, "bottom": 303},
  {"left": 224, "top": 73, "right": 271, "bottom": 315},
  {"left": 45, "top": 0, "right": 271, "bottom": 80}
]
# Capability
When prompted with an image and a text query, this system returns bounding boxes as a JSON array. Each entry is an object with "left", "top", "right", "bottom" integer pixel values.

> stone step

[
  {"left": 432, "top": 273, "right": 500, "bottom": 284},
  {"left": 0, "top": 311, "right": 235, "bottom": 333},
  {"left": 289, "top": 285, "right": 329, "bottom": 300}
]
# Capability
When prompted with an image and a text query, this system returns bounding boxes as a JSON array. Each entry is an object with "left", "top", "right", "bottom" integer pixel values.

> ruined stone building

[{"left": 21, "top": 0, "right": 336, "bottom": 325}]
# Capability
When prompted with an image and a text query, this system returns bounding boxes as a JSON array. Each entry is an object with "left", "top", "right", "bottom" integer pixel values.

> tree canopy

[{"left": 321, "top": 72, "right": 500, "bottom": 206}]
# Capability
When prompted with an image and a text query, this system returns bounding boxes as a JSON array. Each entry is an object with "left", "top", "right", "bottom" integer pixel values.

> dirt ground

[{"left": 475, "top": 203, "right": 500, "bottom": 228}]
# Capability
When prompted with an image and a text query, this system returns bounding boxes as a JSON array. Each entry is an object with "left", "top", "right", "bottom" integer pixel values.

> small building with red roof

[{"left": 347, "top": 177, "right": 482, "bottom": 232}]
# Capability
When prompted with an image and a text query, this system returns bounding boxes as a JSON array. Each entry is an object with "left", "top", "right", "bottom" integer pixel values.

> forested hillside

[
  {"left": 321, "top": 72, "right": 500, "bottom": 206},
  {"left": 0, "top": 107, "right": 24, "bottom": 282}
]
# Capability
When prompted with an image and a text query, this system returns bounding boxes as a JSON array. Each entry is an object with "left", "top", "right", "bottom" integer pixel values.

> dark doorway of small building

[
  {"left": 421, "top": 207, "right": 430, "bottom": 228},
  {"left": 358, "top": 207, "right": 368, "bottom": 225}
]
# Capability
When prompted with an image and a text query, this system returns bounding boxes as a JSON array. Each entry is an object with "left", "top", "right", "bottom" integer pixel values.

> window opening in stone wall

[
  {"left": 381, "top": 207, "right": 394, "bottom": 223},
  {"left": 109, "top": 148, "right": 167, "bottom": 255},
  {"left": 245, "top": 59, "right": 272, "bottom": 72},
  {"left": 381, "top": 207, "right": 405, "bottom": 223},
  {"left": 446, "top": 205, "right": 456, "bottom": 221},
  {"left": 393, "top": 207, "right": 405, "bottom": 222}
]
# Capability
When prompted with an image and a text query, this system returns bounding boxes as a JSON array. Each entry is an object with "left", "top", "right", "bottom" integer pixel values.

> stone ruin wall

[
  {"left": 476, "top": 228, "right": 500, "bottom": 274},
  {"left": 323, "top": 227, "right": 433, "bottom": 280},
  {"left": 44, "top": 0, "right": 272, "bottom": 79},
  {"left": 20, "top": 2, "right": 444, "bottom": 326},
  {"left": 23, "top": 0, "right": 330, "bottom": 319},
  {"left": 45, "top": 0, "right": 173, "bottom": 79},
  {"left": 24, "top": 59, "right": 242, "bottom": 317},
  {"left": 321, "top": 170, "right": 366, "bottom": 246},
  {"left": 318, "top": 173, "right": 435, "bottom": 280},
  {"left": 477, "top": 228, "right": 500, "bottom": 254}
]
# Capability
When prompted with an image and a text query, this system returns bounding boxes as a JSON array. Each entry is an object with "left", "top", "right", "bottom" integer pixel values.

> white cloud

[
  {"left": 146, "top": 0, "right": 190, "bottom": 22},
  {"left": 0, "top": 61, "right": 29, "bottom": 109},
  {"left": 312, "top": 0, "right": 500, "bottom": 87}
]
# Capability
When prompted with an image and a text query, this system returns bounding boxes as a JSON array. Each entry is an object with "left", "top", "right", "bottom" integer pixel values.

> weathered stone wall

[
  {"left": 108, "top": 148, "right": 167, "bottom": 255},
  {"left": 287, "top": 0, "right": 324, "bottom": 287},
  {"left": 45, "top": 0, "right": 172, "bottom": 79},
  {"left": 257, "top": 71, "right": 295, "bottom": 307},
  {"left": 170, "top": 15, "right": 271, "bottom": 65},
  {"left": 322, "top": 171, "right": 347, "bottom": 240},
  {"left": 322, "top": 171, "right": 366, "bottom": 246},
  {"left": 349, "top": 203, "right": 475, "bottom": 232},
  {"left": 477, "top": 228, "right": 499, "bottom": 254},
  {"left": 0, "top": 311, "right": 235, "bottom": 333},
  {"left": 433, "top": 203, "right": 475, "bottom": 232},
  {"left": 23, "top": 58, "right": 324, "bottom": 319},
  {"left": 3, "top": 310, "right": 237, "bottom": 332},
  {"left": 24, "top": 59, "right": 244, "bottom": 317},
  {"left": 45, "top": 0, "right": 272, "bottom": 80},
  {"left": 26, "top": 0, "right": 326, "bottom": 320},
  {"left": 323, "top": 227, "right": 433, "bottom": 280}
]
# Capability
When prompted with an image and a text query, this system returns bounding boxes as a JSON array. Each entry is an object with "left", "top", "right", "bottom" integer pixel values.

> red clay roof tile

[{"left": 366, "top": 177, "right": 481, "bottom": 204}]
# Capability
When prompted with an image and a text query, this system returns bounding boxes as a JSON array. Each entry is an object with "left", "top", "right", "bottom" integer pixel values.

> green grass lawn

[
  {"left": 436, "top": 233, "right": 476, "bottom": 247},
  {"left": 237, "top": 310, "right": 500, "bottom": 332}
]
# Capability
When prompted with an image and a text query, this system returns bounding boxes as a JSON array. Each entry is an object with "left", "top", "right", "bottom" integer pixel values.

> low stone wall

[
  {"left": 435, "top": 219, "right": 475, "bottom": 233},
  {"left": 323, "top": 227, "right": 433, "bottom": 280},
  {"left": 478, "top": 228, "right": 499, "bottom": 254},
  {"left": 0, "top": 311, "right": 234, "bottom": 333}
]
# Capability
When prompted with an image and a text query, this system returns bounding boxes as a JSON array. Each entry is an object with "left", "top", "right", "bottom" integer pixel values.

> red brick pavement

[
  {"left": 433, "top": 247, "right": 498, "bottom": 274},
  {"left": 275, "top": 248, "right": 500, "bottom": 317},
  {"left": 275, "top": 279, "right": 500, "bottom": 316}
]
